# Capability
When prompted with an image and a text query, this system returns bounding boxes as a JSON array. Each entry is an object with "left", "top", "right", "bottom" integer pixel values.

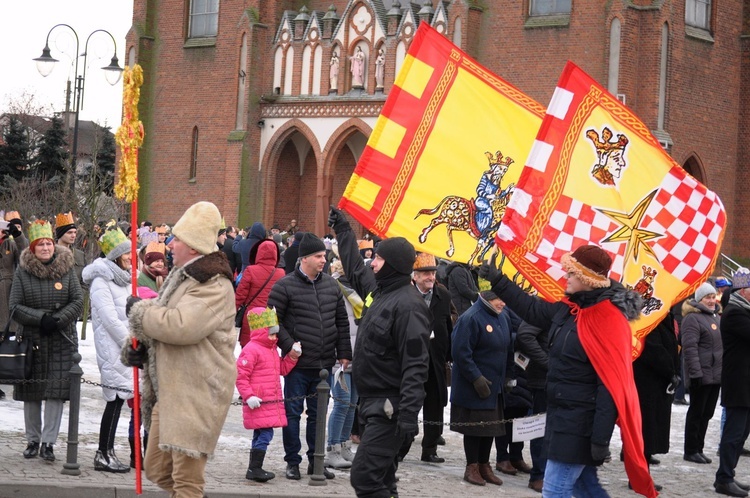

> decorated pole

[{"left": 114, "top": 64, "right": 145, "bottom": 494}]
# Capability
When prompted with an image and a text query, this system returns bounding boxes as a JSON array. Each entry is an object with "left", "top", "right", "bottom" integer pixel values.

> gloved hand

[
  {"left": 126, "top": 295, "right": 143, "bottom": 317},
  {"left": 8, "top": 221, "right": 22, "bottom": 238},
  {"left": 327, "top": 205, "right": 351, "bottom": 233},
  {"left": 40, "top": 314, "right": 59, "bottom": 334},
  {"left": 472, "top": 375, "right": 493, "bottom": 399},
  {"left": 125, "top": 342, "right": 148, "bottom": 368},
  {"left": 396, "top": 412, "right": 419, "bottom": 441},
  {"left": 690, "top": 377, "right": 702, "bottom": 388},
  {"left": 478, "top": 252, "right": 501, "bottom": 283},
  {"left": 247, "top": 396, "right": 262, "bottom": 409},
  {"left": 591, "top": 443, "right": 611, "bottom": 463}
]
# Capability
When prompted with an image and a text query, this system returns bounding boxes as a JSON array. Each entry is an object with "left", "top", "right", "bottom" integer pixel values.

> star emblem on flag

[{"left": 598, "top": 190, "right": 663, "bottom": 264}]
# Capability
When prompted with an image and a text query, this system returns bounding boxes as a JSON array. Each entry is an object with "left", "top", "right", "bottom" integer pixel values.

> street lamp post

[{"left": 33, "top": 24, "right": 123, "bottom": 200}]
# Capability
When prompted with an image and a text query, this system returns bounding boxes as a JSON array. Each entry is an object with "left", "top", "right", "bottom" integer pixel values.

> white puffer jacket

[{"left": 82, "top": 258, "right": 134, "bottom": 401}]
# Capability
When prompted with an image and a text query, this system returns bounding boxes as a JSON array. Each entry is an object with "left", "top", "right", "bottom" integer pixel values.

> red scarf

[{"left": 566, "top": 298, "right": 657, "bottom": 498}]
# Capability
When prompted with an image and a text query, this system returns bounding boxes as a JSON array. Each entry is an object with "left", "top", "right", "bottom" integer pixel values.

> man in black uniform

[{"left": 328, "top": 206, "right": 431, "bottom": 498}]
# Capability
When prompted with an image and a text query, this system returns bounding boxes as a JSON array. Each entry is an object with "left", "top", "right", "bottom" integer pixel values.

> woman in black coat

[
  {"left": 632, "top": 312, "right": 679, "bottom": 465},
  {"left": 681, "top": 282, "right": 722, "bottom": 464},
  {"left": 11, "top": 221, "right": 83, "bottom": 462}
]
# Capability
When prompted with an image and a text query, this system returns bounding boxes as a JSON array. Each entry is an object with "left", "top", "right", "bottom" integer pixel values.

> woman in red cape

[{"left": 481, "top": 245, "right": 657, "bottom": 498}]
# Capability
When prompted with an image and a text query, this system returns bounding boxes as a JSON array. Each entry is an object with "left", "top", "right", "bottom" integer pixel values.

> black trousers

[
  {"left": 495, "top": 405, "right": 528, "bottom": 462},
  {"left": 397, "top": 372, "right": 443, "bottom": 459},
  {"left": 351, "top": 397, "right": 403, "bottom": 498},
  {"left": 716, "top": 407, "right": 750, "bottom": 483},
  {"left": 529, "top": 388, "right": 548, "bottom": 482},
  {"left": 684, "top": 383, "right": 720, "bottom": 454},
  {"left": 99, "top": 396, "right": 125, "bottom": 453}
]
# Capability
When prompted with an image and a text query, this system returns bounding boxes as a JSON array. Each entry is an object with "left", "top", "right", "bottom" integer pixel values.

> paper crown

[
  {"left": 4, "top": 211, "right": 20, "bottom": 222},
  {"left": 733, "top": 267, "right": 750, "bottom": 289},
  {"left": 247, "top": 308, "right": 279, "bottom": 331},
  {"left": 154, "top": 225, "right": 168, "bottom": 234},
  {"left": 413, "top": 252, "right": 438, "bottom": 271},
  {"left": 141, "top": 231, "right": 159, "bottom": 245},
  {"left": 55, "top": 212, "right": 75, "bottom": 228},
  {"left": 28, "top": 220, "right": 53, "bottom": 243},
  {"left": 145, "top": 241, "right": 166, "bottom": 255},
  {"left": 100, "top": 228, "right": 129, "bottom": 256}
]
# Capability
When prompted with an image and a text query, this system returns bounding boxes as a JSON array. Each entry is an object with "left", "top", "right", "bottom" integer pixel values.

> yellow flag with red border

[{"left": 339, "top": 24, "right": 544, "bottom": 267}]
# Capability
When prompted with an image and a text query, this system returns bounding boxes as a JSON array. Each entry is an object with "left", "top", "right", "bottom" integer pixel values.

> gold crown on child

[{"left": 247, "top": 308, "right": 278, "bottom": 330}]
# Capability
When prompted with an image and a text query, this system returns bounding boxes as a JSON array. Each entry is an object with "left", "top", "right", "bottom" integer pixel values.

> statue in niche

[
  {"left": 330, "top": 51, "right": 340, "bottom": 93},
  {"left": 375, "top": 49, "right": 385, "bottom": 90},
  {"left": 350, "top": 46, "right": 365, "bottom": 88}
]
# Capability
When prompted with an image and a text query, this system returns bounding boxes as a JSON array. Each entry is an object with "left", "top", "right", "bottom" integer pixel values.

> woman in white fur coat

[{"left": 82, "top": 228, "right": 133, "bottom": 473}]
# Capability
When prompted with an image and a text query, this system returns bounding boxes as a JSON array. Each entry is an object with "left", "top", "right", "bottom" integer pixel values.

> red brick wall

[{"left": 128, "top": 0, "right": 749, "bottom": 257}]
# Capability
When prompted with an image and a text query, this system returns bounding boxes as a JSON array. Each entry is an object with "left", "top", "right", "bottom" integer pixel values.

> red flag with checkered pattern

[{"left": 497, "top": 61, "right": 726, "bottom": 357}]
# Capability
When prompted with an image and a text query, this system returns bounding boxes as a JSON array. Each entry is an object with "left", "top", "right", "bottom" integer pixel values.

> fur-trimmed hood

[
  {"left": 20, "top": 245, "right": 75, "bottom": 280},
  {"left": 682, "top": 298, "right": 720, "bottom": 316}
]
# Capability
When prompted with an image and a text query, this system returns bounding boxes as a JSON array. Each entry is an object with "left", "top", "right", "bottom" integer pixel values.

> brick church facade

[{"left": 126, "top": 0, "right": 750, "bottom": 257}]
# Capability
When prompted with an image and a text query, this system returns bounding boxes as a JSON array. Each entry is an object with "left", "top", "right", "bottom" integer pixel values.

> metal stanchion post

[
  {"left": 308, "top": 369, "right": 330, "bottom": 486},
  {"left": 61, "top": 352, "right": 82, "bottom": 475}
]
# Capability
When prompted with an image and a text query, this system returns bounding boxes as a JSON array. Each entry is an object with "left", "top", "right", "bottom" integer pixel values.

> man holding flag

[{"left": 480, "top": 245, "right": 656, "bottom": 497}]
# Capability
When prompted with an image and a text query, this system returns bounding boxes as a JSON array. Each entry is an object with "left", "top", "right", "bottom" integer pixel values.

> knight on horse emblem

[{"left": 415, "top": 150, "right": 515, "bottom": 264}]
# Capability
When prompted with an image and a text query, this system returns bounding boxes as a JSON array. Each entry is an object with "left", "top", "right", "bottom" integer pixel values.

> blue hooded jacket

[{"left": 233, "top": 222, "right": 267, "bottom": 270}]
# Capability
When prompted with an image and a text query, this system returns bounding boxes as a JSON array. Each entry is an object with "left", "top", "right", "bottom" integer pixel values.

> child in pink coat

[{"left": 236, "top": 307, "right": 300, "bottom": 482}]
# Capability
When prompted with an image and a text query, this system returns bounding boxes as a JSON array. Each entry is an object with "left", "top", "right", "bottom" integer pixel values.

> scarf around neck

[
  {"left": 728, "top": 291, "right": 750, "bottom": 313},
  {"left": 565, "top": 297, "right": 657, "bottom": 498}
]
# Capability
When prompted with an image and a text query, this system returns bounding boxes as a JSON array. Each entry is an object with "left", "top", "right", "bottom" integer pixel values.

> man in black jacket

[
  {"left": 445, "top": 261, "right": 479, "bottom": 316},
  {"left": 328, "top": 206, "right": 430, "bottom": 498},
  {"left": 268, "top": 232, "right": 352, "bottom": 481},
  {"left": 516, "top": 321, "right": 549, "bottom": 493},
  {"left": 397, "top": 252, "right": 454, "bottom": 464},
  {"left": 220, "top": 226, "right": 242, "bottom": 278},
  {"left": 715, "top": 268, "right": 750, "bottom": 498}
]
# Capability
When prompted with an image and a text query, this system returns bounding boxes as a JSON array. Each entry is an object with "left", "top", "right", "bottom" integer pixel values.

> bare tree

[{"left": 76, "top": 123, "right": 127, "bottom": 262}]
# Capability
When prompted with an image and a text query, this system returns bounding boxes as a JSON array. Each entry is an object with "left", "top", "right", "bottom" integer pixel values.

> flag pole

[{"left": 115, "top": 64, "right": 145, "bottom": 494}]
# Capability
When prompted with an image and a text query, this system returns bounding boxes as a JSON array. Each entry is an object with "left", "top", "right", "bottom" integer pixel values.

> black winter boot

[{"left": 246, "top": 449, "right": 275, "bottom": 482}]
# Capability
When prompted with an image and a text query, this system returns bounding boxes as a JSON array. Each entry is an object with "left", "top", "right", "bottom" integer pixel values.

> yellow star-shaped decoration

[{"left": 598, "top": 190, "right": 663, "bottom": 263}]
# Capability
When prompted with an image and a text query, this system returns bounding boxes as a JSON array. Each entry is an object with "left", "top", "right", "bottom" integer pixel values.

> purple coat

[{"left": 236, "top": 319, "right": 297, "bottom": 430}]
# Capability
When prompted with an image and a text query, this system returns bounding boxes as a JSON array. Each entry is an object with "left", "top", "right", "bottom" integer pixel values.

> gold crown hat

[
  {"left": 145, "top": 241, "right": 166, "bottom": 255},
  {"left": 413, "top": 252, "right": 438, "bottom": 271},
  {"left": 55, "top": 212, "right": 75, "bottom": 228},
  {"left": 28, "top": 219, "right": 53, "bottom": 243},
  {"left": 100, "top": 228, "right": 131, "bottom": 261},
  {"left": 154, "top": 225, "right": 168, "bottom": 235},
  {"left": 247, "top": 307, "right": 279, "bottom": 331},
  {"left": 4, "top": 211, "right": 21, "bottom": 222}
]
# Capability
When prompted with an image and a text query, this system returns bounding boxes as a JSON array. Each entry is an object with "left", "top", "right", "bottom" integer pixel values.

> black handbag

[
  {"left": 235, "top": 269, "right": 275, "bottom": 328},
  {"left": 0, "top": 308, "right": 33, "bottom": 381}
]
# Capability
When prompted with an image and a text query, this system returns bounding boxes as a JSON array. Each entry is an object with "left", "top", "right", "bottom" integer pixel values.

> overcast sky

[{"left": 0, "top": 1, "right": 134, "bottom": 128}]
